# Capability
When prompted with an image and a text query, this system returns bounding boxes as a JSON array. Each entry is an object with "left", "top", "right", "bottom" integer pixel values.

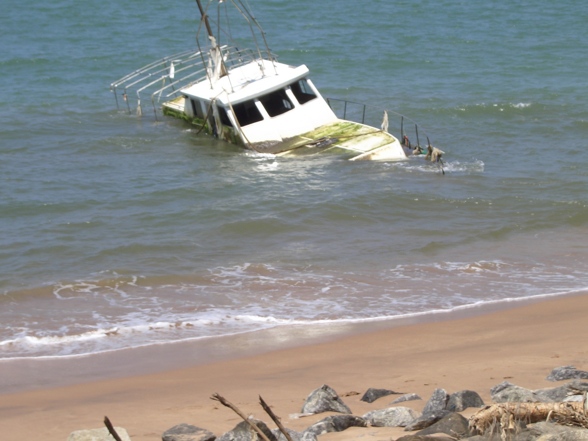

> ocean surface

[{"left": 2, "top": 0, "right": 588, "bottom": 369}]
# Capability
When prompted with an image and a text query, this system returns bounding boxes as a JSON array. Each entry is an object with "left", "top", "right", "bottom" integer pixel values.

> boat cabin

[{"left": 178, "top": 59, "right": 339, "bottom": 151}]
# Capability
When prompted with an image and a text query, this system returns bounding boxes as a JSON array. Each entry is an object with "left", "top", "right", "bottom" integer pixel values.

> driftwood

[
  {"left": 211, "top": 393, "right": 293, "bottom": 441},
  {"left": 469, "top": 395, "right": 588, "bottom": 435},
  {"left": 211, "top": 393, "right": 272, "bottom": 441},
  {"left": 259, "top": 395, "right": 294, "bottom": 441},
  {"left": 103, "top": 416, "right": 123, "bottom": 441}
]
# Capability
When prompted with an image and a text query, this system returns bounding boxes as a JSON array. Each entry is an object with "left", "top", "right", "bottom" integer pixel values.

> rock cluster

[{"left": 67, "top": 366, "right": 588, "bottom": 441}]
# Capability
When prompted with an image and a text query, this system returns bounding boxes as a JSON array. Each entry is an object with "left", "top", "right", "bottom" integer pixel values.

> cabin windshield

[
  {"left": 290, "top": 79, "right": 317, "bottom": 104},
  {"left": 259, "top": 89, "right": 293, "bottom": 117},
  {"left": 233, "top": 100, "right": 263, "bottom": 126},
  {"left": 229, "top": 78, "right": 317, "bottom": 127}
]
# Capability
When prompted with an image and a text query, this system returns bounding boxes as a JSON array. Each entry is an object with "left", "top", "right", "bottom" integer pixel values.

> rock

[
  {"left": 304, "top": 415, "right": 366, "bottom": 436},
  {"left": 490, "top": 380, "right": 515, "bottom": 395},
  {"left": 395, "top": 435, "right": 455, "bottom": 441},
  {"left": 421, "top": 388, "right": 448, "bottom": 415},
  {"left": 446, "top": 390, "right": 484, "bottom": 412},
  {"left": 527, "top": 421, "right": 588, "bottom": 440},
  {"left": 533, "top": 385, "right": 568, "bottom": 402},
  {"left": 299, "top": 433, "right": 317, "bottom": 441},
  {"left": 162, "top": 424, "right": 216, "bottom": 441},
  {"left": 547, "top": 365, "right": 588, "bottom": 382},
  {"left": 67, "top": 427, "right": 131, "bottom": 441},
  {"left": 404, "top": 410, "right": 452, "bottom": 431},
  {"left": 462, "top": 435, "right": 506, "bottom": 441},
  {"left": 415, "top": 412, "right": 470, "bottom": 438},
  {"left": 391, "top": 393, "right": 422, "bottom": 404},
  {"left": 362, "top": 407, "right": 419, "bottom": 427},
  {"left": 491, "top": 379, "right": 588, "bottom": 403},
  {"left": 491, "top": 382, "right": 544, "bottom": 403},
  {"left": 300, "top": 385, "right": 351, "bottom": 415},
  {"left": 465, "top": 432, "right": 536, "bottom": 441},
  {"left": 360, "top": 388, "right": 402, "bottom": 403},
  {"left": 535, "top": 380, "right": 588, "bottom": 402},
  {"left": 216, "top": 419, "right": 277, "bottom": 441},
  {"left": 513, "top": 431, "right": 541, "bottom": 441},
  {"left": 271, "top": 428, "right": 316, "bottom": 441}
]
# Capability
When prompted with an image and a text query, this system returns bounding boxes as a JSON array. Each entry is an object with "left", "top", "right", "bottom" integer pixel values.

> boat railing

[
  {"left": 326, "top": 98, "right": 433, "bottom": 148},
  {"left": 110, "top": 46, "right": 270, "bottom": 117}
]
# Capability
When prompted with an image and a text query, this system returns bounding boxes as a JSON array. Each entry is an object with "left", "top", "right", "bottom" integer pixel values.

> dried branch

[
  {"left": 469, "top": 401, "right": 588, "bottom": 435},
  {"left": 103, "top": 416, "right": 123, "bottom": 441},
  {"left": 211, "top": 393, "right": 272, "bottom": 441},
  {"left": 259, "top": 395, "right": 293, "bottom": 441}
]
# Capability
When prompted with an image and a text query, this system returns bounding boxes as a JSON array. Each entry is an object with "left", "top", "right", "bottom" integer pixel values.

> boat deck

[{"left": 254, "top": 120, "right": 406, "bottom": 161}]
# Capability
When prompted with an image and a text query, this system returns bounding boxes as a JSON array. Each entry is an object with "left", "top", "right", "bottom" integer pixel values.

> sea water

[{"left": 1, "top": 0, "right": 588, "bottom": 370}]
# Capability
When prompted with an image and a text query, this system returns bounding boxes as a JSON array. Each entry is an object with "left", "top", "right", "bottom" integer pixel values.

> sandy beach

[{"left": 1, "top": 292, "right": 587, "bottom": 441}]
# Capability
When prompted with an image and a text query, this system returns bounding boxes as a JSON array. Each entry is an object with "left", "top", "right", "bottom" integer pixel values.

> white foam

[{"left": 3, "top": 259, "right": 588, "bottom": 360}]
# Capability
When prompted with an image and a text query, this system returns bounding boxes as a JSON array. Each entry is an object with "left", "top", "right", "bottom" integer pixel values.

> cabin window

[
  {"left": 233, "top": 100, "right": 264, "bottom": 126},
  {"left": 191, "top": 98, "right": 206, "bottom": 119},
  {"left": 258, "top": 89, "right": 293, "bottom": 117},
  {"left": 290, "top": 79, "right": 317, "bottom": 104}
]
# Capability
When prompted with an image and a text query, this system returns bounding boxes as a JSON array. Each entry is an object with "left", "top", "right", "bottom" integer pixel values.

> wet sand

[{"left": 1, "top": 292, "right": 587, "bottom": 441}]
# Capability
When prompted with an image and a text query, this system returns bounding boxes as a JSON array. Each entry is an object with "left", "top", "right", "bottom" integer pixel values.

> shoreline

[
  {"left": 1, "top": 291, "right": 588, "bottom": 441},
  {"left": 0, "top": 290, "right": 578, "bottom": 395}
]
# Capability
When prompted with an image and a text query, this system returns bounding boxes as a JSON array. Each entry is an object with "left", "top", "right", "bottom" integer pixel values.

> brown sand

[{"left": 1, "top": 293, "right": 588, "bottom": 441}]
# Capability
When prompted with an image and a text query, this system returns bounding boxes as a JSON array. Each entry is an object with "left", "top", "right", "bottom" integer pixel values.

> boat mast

[
  {"left": 195, "top": 0, "right": 215, "bottom": 43},
  {"left": 194, "top": 0, "right": 227, "bottom": 80}
]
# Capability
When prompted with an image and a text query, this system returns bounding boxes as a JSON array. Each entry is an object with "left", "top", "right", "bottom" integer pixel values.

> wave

[
  {"left": 2, "top": 287, "right": 587, "bottom": 362},
  {"left": 3, "top": 255, "right": 588, "bottom": 360}
]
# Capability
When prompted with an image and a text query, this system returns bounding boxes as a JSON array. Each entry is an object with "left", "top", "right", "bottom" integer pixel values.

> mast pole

[
  {"left": 194, "top": 0, "right": 228, "bottom": 82},
  {"left": 195, "top": 0, "right": 215, "bottom": 42}
]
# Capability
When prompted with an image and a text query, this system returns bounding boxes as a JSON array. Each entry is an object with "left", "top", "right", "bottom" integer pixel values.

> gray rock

[
  {"left": 67, "top": 427, "right": 131, "bottom": 441},
  {"left": 422, "top": 388, "right": 448, "bottom": 415},
  {"left": 467, "top": 431, "right": 536, "bottom": 441},
  {"left": 513, "top": 431, "right": 541, "bottom": 441},
  {"left": 299, "top": 433, "right": 317, "bottom": 441},
  {"left": 162, "top": 424, "right": 216, "bottom": 441},
  {"left": 303, "top": 415, "right": 366, "bottom": 436},
  {"left": 535, "top": 380, "right": 588, "bottom": 402},
  {"left": 528, "top": 421, "right": 588, "bottom": 440},
  {"left": 391, "top": 393, "right": 422, "bottom": 404},
  {"left": 490, "top": 380, "right": 516, "bottom": 395},
  {"left": 300, "top": 385, "right": 351, "bottom": 415},
  {"left": 491, "top": 379, "right": 588, "bottom": 403},
  {"left": 404, "top": 410, "right": 452, "bottom": 431},
  {"left": 271, "top": 428, "right": 315, "bottom": 441},
  {"left": 547, "top": 365, "right": 588, "bottom": 382},
  {"left": 395, "top": 435, "right": 455, "bottom": 441},
  {"left": 360, "top": 388, "right": 402, "bottom": 403},
  {"left": 463, "top": 435, "right": 510, "bottom": 441},
  {"left": 415, "top": 412, "right": 470, "bottom": 438},
  {"left": 446, "top": 390, "right": 485, "bottom": 412},
  {"left": 216, "top": 419, "right": 277, "bottom": 441},
  {"left": 491, "top": 382, "right": 544, "bottom": 403},
  {"left": 362, "top": 407, "right": 419, "bottom": 427}
]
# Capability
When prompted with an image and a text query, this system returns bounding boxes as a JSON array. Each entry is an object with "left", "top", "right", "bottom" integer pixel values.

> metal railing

[
  {"left": 326, "top": 98, "right": 433, "bottom": 149},
  {"left": 110, "top": 46, "right": 275, "bottom": 117}
]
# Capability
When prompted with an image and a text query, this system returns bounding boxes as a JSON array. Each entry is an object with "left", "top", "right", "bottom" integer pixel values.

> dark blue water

[{"left": 1, "top": 0, "right": 588, "bottom": 361}]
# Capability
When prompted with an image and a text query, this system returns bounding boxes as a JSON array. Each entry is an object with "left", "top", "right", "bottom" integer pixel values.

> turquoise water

[{"left": 1, "top": 0, "right": 588, "bottom": 361}]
